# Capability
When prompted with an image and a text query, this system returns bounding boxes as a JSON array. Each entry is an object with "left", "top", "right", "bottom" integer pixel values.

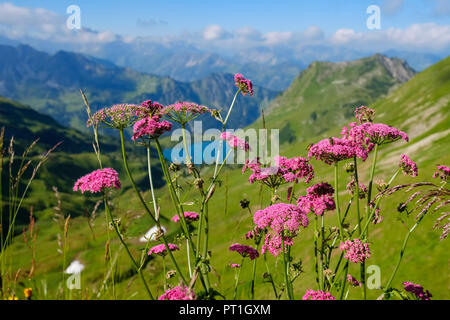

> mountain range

[{"left": 0, "top": 44, "right": 278, "bottom": 132}]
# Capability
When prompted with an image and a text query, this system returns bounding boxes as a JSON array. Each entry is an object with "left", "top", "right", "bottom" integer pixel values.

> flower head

[
  {"left": 234, "top": 73, "right": 253, "bottom": 96},
  {"left": 339, "top": 239, "right": 370, "bottom": 263},
  {"left": 73, "top": 168, "right": 121, "bottom": 194},
  {"left": 171, "top": 211, "right": 200, "bottom": 223},
  {"left": 163, "top": 101, "right": 210, "bottom": 125},
  {"left": 254, "top": 203, "right": 309, "bottom": 256},
  {"left": 158, "top": 286, "right": 196, "bottom": 300},
  {"left": 242, "top": 156, "right": 314, "bottom": 187},
  {"left": 347, "top": 274, "right": 361, "bottom": 287},
  {"left": 230, "top": 263, "right": 241, "bottom": 268},
  {"left": 400, "top": 154, "right": 418, "bottom": 177},
  {"left": 229, "top": 243, "right": 259, "bottom": 260},
  {"left": 308, "top": 137, "right": 358, "bottom": 165},
  {"left": 297, "top": 182, "right": 335, "bottom": 216},
  {"left": 302, "top": 289, "right": 335, "bottom": 300},
  {"left": 220, "top": 132, "right": 250, "bottom": 151},
  {"left": 432, "top": 165, "right": 450, "bottom": 181},
  {"left": 140, "top": 99, "right": 164, "bottom": 116},
  {"left": 148, "top": 243, "right": 180, "bottom": 256},
  {"left": 403, "top": 281, "right": 432, "bottom": 300},
  {"left": 87, "top": 104, "right": 146, "bottom": 129},
  {"left": 132, "top": 115, "right": 172, "bottom": 141}
]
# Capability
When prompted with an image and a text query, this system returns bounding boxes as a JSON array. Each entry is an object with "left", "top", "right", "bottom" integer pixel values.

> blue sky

[
  {"left": 7, "top": 0, "right": 450, "bottom": 37},
  {"left": 1, "top": 1, "right": 449, "bottom": 55}
]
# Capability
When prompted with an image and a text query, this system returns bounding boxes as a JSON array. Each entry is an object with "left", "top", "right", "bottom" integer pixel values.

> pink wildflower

[
  {"left": 234, "top": 73, "right": 253, "bottom": 96},
  {"left": 302, "top": 289, "right": 335, "bottom": 300},
  {"left": 163, "top": 101, "right": 210, "bottom": 125},
  {"left": 148, "top": 243, "right": 180, "bottom": 256},
  {"left": 253, "top": 203, "right": 309, "bottom": 256},
  {"left": 339, "top": 239, "right": 370, "bottom": 263},
  {"left": 308, "top": 137, "right": 358, "bottom": 165},
  {"left": 158, "top": 286, "right": 196, "bottom": 300},
  {"left": 432, "top": 165, "right": 450, "bottom": 181},
  {"left": 242, "top": 156, "right": 314, "bottom": 186},
  {"left": 220, "top": 132, "right": 250, "bottom": 151},
  {"left": 87, "top": 104, "right": 146, "bottom": 129},
  {"left": 402, "top": 281, "right": 432, "bottom": 300},
  {"left": 73, "top": 168, "right": 121, "bottom": 194},
  {"left": 171, "top": 211, "right": 200, "bottom": 223},
  {"left": 230, "top": 263, "right": 241, "bottom": 268},
  {"left": 347, "top": 274, "right": 361, "bottom": 287},
  {"left": 229, "top": 243, "right": 259, "bottom": 260},
  {"left": 400, "top": 154, "right": 418, "bottom": 177},
  {"left": 346, "top": 179, "right": 368, "bottom": 199},
  {"left": 132, "top": 115, "right": 172, "bottom": 141},
  {"left": 140, "top": 99, "right": 164, "bottom": 115},
  {"left": 297, "top": 182, "right": 335, "bottom": 216}
]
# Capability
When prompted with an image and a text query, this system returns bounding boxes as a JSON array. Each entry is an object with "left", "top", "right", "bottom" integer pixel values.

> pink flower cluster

[
  {"left": 87, "top": 104, "right": 145, "bottom": 129},
  {"left": 230, "top": 263, "right": 241, "bottom": 268},
  {"left": 73, "top": 168, "right": 121, "bottom": 194},
  {"left": 297, "top": 182, "right": 335, "bottom": 216},
  {"left": 132, "top": 115, "right": 172, "bottom": 141},
  {"left": 242, "top": 156, "right": 314, "bottom": 185},
  {"left": 308, "top": 137, "right": 358, "bottom": 165},
  {"left": 432, "top": 165, "right": 450, "bottom": 180},
  {"left": 302, "top": 289, "right": 336, "bottom": 300},
  {"left": 347, "top": 274, "right": 361, "bottom": 287},
  {"left": 254, "top": 203, "right": 309, "bottom": 256},
  {"left": 220, "top": 132, "right": 250, "bottom": 151},
  {"left": 341, "top": 122, "right": 409, "bottom": 160},
  {"left": 274, "top": 156, "right": 315, "bottom": 184},
  {"left": 402, "top": 281, "right": 432, "bottom": 300},
  {"left": 148, "top": 243, "right": 180, "bottom": 256},
  {"left": 171, "top": 211, "right": 200, "bottom": 223},
  {"left": 339, "top": 239, "right": 370, "bottom": 263},
  {"left": 229, "top": 243, "right": 260, "bottom": 260},
  {"left": 158, "top": 286, "right": 196, "bottom": 300},
  {"left": 346, "top": 179, "right": 368, "bottom": 199},
  {"left": 360, "top": 123, "right": 409, "bottom": 145},
  {"left": 400, "top": 154, "right": 418, "bottom": 177},
  {"left": 140, "top": 99, "right": 164, "bottom": 115},
  {"left": 234, "top": 73, "right": 253, "bottom": 96}
]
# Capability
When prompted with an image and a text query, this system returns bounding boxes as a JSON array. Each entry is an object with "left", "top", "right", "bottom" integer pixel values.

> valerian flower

[{"left": 73, "top": 168, "right": 121, "bottom": 194}]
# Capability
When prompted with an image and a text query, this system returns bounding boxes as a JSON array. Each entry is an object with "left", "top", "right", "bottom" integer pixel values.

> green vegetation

[{"left": 0, "top": 55, "right": 448, "bottom": 300}]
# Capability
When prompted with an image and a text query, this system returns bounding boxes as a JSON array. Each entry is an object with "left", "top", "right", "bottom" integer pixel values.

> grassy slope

[{"left": 5, "top": 57, "right": 449, "bottom": 300}]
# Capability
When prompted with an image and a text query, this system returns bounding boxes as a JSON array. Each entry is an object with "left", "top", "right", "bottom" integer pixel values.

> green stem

[
  {"left": 119, "top": 130, "right": 187, "bottom": 286},
  {"left": 334, "top": 164, "right": 345, "bottom": 242},
  {"left": 361, "top": 168, "right": 401, "bottom": 238},
  {"left": 103, "top": 195, "right": 154, "bottom": 300},
  {"left": 384, "top": 219, "right": 421, "bottom": 291},
  {"left": 233, "top": 258, "right": 244, "bottom": 300},
  {"left": 263, "top": 253, "right": 278, "bottom": 299},
  {"left": 282, "top": 237, "right": 293, "bottom": 300}
]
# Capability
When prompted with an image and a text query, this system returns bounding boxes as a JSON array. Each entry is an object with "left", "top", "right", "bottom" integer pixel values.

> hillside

[
  {"left": 264, "top": 54, "right": 415, "bottom": 144},
  {"left": 0, "top": 44, "right": 278, "bottom": 132}
]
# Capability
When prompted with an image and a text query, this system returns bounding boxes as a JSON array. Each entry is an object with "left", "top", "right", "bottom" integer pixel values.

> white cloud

[
  {"left": 0, "top": 2, "right": 117, "bottom": 45},
  {"left": 263, "top": 31, "right": 292, "bottom": 45},
  {"left": 203, "top": 24, "right": 230, "bottom": 41},
  {"left": 331, "top": 29, "right": 358, "bottom": 45},
  {"left": 331, "top": 23, "right": 450, "bottom": 51}
]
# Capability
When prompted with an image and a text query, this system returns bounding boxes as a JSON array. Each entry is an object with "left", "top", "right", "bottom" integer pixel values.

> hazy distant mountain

[
  {"left": 0, "top": 44, "right": 278, "bottom": 132},
  {"left": 383, "top": 50, "right": 443, "bottom": 72}
]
